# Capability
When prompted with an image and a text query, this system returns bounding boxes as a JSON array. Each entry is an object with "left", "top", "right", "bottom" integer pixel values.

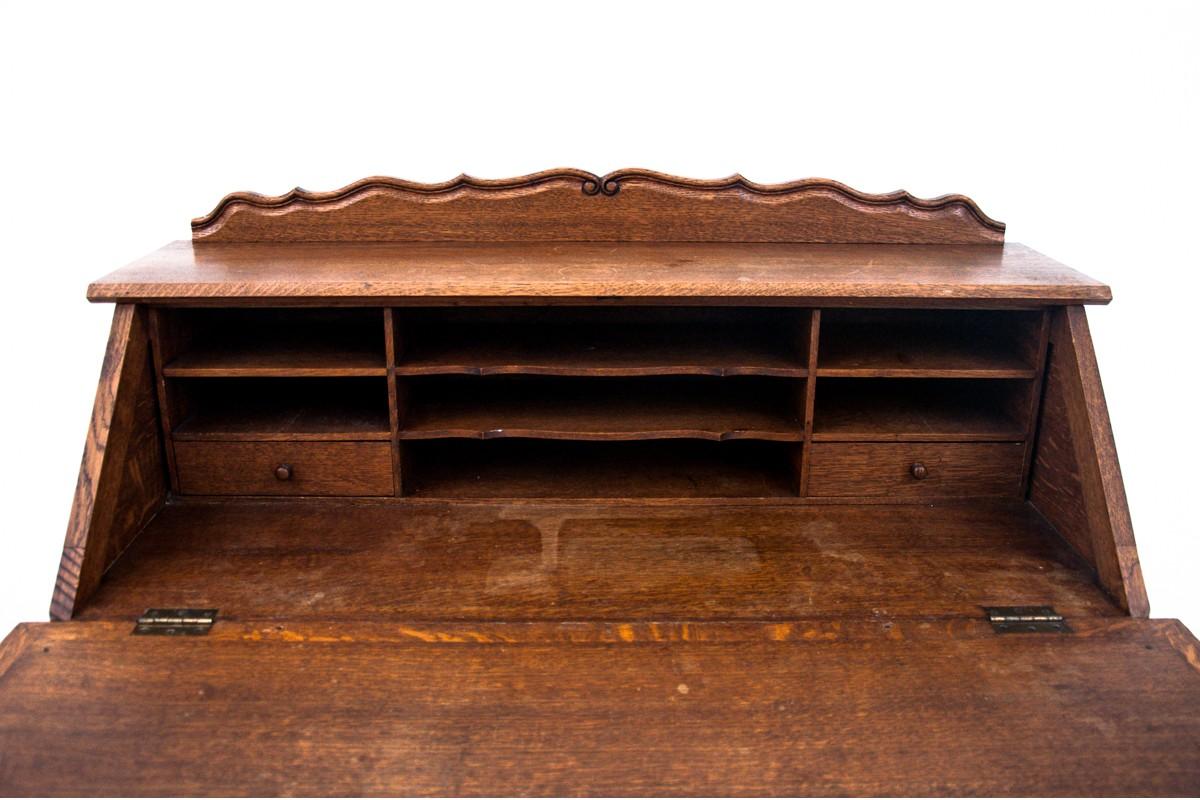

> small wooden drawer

[
  {"left": 806, "top": 442, "right": 1024, "bottom": 498},
  {"left": 175, "top": 441, "right": 393, "bottom": 496}
]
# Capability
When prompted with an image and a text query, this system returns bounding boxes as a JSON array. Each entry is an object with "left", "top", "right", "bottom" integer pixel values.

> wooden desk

[{"left": 1, "top": 170, "right": 1196, "bottom": 796}]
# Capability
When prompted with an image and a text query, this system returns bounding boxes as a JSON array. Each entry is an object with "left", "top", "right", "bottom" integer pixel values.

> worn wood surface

[
  {"left": 163, "top": 339, "right": 385, "bottom": 377},
  {"left": 2, "top": 617, "right": 1198, "bottom": 796},
  {"left": 159, "top": 308, "right": 387, "bottom": 377},
  {"left": 51, "top": 305, "right": 167, "bottom": 621},
  {"left": 1029, "top": 306, "right": 1149, "bottom": 616},
  {"left": 75, "top": 500, "right": 1117, "bottom": 622},
  {"left": 87, "top": 241, "right": 1111, "bottom": 305},
  {"left": 812, "top": 378, "right": 1028, "bottom": 442},
  {"left": 175, "top": 442, "right": 393, "bottom": 496},
  {"left": 807, "top": 442, "right": 1024, "bottom": 498},
  {"left": 396, "top": 318, "right": 807, "bottom": 377},
  {"left": 170, "top": 377, "right": 391, "bottom": 441},
  {"left": 817, "top": 309, "right": 1041, "bottom": 377},
  {"left": 405, "top": 440, "right": 798, "bottom": 499},
  {"left": 400, "top": 377, "right": 804, "bottom": 442},
  {"left": 190, "top": 170, "right": 1005, "bottom": 244}
]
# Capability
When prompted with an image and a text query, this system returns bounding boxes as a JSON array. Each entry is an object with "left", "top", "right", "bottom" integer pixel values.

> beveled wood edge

[
  {"left": 0, "top": 622, "right": 32, "bottom": 676},
  {"left": 87, "top": 287, "right": 1114, "bottom": 306},
  {"left": 14, "top": 617, "right": 1190, "bottom": 648},
  {"left": 190, "top": 169, "right": 1005, "bottom": 239}
]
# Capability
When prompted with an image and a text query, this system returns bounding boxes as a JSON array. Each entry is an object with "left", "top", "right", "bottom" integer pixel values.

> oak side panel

[
  {"left": 191, "top": 170, "right": 1005, "bottom": 245},
  {"left": 1029, "top": 306, "right": 1148, "bottom": 616},
  {"left": 51, "top": 305, "right": 168, "bottom": 620}
]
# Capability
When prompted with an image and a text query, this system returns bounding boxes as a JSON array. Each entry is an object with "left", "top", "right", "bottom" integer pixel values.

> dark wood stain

[{"left": 5, "top": 173, "right": 1191, "bottom": 795}]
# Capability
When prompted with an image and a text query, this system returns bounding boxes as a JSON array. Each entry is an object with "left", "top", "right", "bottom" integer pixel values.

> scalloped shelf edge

[{"left": 192, "top": 169, "right": 1005, "bottom": 243}]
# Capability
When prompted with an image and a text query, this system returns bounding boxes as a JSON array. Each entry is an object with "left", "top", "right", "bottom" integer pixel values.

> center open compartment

[
  {"left": 395, "top": 306, "right": 810, "bottom": 377},
  {"left": 399, "top": 375, "right": 806, "bottom": 441}
]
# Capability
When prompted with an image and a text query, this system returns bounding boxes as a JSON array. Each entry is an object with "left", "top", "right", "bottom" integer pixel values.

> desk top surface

[{"left": 88, "top": 240, "right": 1110, "bottom": 305}]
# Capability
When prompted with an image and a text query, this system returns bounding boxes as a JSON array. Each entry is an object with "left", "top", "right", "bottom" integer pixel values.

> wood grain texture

[
  {"left": 162, "top": 340, "right": 386, "bottom": 377},
  {"left": 1029, "top": 306, "right": 1149, "bottom": 616},
  {"left": 146, "top": 308, "right": 185, "bottom": 491},
  {"left": 76, "top": 500, "right": 1117, "bottom": 622},
  {"left": 159, "top": 307, "right": 387, "bottom": 377},
  {"left": 170, "top": 377, "right": 391, "bottom": 441},
  {"left": 2, "top": 618, "right": 1198, "bottom": 796},
  {"left": 175, "top": 441, "right": 394, "bottom": 496},
  {"left": 190, "top": 169, "right": 1005, "bottom": 244},
  {"left": 400, "top": 377, "right": 804, "bottom": 442},
  {"left": 87, "top": 241, "right": 1112, "bottom": 305},
  {"left": 51, "top": 305, "right": 167, "bottom": 621},
  {"left": 807, "top": 442, "right": 1025, "bottom": 498},
  {"left": 384, "top": 308, "right": 404, "bottom": 496},
  {"left": 405, "top": 440, "right": 798, "bottom": 499},
  {"left": 817, "top": 309, "right": 1041, "bottom": 378},
  {"left": 797, "top": 310, "right": 822, "bottom": 496},
  {"left": 396, "top": 318, "right": 807, "bottom": 377},
  {"left": 812, "top": 378, "right": 1028, "bottom": 442}
]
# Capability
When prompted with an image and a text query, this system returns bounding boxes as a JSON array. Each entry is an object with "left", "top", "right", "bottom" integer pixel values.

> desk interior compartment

[
  {"left": 394, "top": 307, "right": 811, "bottom": 377},
  {"left": 170, "top": 376, "right": 392, "bottom": 441},
  {"left": 404, "top": 438, "right": 800, "bottom": 498},
  {"left": 156, "top": 307, "right": 388, "bottom": 377},
  {"left": 817, "top": 309, "right": 1043, "bottom": 377}
]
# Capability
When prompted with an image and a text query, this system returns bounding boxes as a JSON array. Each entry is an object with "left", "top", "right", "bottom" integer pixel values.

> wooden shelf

[
  {"left": 817, "top": 310, "right": 1040, "bottom": 378},
  {"left": 405, "top": 440, "right": 798, "bottom": 499},
  {"left": 397, "top": 316, "right": 806, "bottom": 377},
  {"left": 399, "top": 377, "right": 805, "bottom": 442},
  {"left": 159, "top": 308, "right": 387, "bottom": 378},
  {"left": 172, "top": 378, "right": 391, "bottom": 441},
  {"left": 812, "top": 379, "right": 1027, "bottom": 442},
  {"left": 164, "top": 338, "right": 386, "bottom": 377}
]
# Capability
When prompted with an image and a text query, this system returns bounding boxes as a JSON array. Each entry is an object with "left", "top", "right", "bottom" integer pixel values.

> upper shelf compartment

[
  {"left": 159, "top": 309, "right": 387, "bottom": 378},
  {"left": 818, "top": 310, "right": 1044, "bottom": 378},
  {"left": 395, "top": 308, "right": 809, "bottom": 377}
]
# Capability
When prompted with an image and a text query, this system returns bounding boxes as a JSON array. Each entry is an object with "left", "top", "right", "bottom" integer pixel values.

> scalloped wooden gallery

[{"left": 0, "top": 170, "right": 1196, "bottom": 797}]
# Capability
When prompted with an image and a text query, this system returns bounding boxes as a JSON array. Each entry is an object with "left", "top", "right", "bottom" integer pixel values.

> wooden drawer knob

[
  {"left": 910, "top": 462, "right": 928, "bottom": 480},
  {"left": 274, "top": 464, "right": 293, "bottom": 481}
]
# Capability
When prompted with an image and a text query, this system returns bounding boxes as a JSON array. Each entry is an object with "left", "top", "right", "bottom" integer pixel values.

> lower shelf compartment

[{"left": 404, "top": 439, "right": 799, "bottom": 498}]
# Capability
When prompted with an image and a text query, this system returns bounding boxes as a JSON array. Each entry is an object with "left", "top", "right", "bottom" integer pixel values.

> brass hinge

[
  {"left": 133, "top": 608, "right": 218, "bottom": 636},
  {"left": 984, "top": 606, "right": 1069, "bottom": 633}
]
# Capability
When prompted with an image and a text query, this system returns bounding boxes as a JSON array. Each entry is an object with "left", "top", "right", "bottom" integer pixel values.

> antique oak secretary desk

[{"left": 0, "top": 170, "right": 1197, "bottom": 796}]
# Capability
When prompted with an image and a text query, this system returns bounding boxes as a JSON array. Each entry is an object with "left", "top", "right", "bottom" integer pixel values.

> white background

[{"left": 0, "top": 1, "right": 1197, "bottom": 635}]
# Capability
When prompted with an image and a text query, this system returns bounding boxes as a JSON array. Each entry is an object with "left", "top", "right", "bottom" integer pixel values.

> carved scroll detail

[
  {"left": 195, "top": 169, "right": 604, "bottom": 231},
  {"left": 596, "top": 169, "right": 1005, "bottom": 231},
  {"left": 192, "top": 169, "right": 1005, "bottom": 244}
]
